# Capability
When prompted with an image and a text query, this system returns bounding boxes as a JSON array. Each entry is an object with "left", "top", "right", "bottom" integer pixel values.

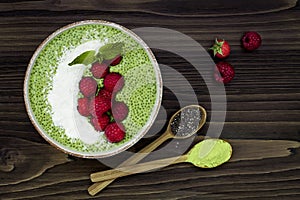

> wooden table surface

[{"left": 1, "top": 0, "right": 300, "bottom": 199}]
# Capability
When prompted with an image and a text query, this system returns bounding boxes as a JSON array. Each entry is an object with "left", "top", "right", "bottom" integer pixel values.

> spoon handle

[
  {"left": 124, "top": 131, "right": 173, "bottom": 164},
  {"left": 88, "top": 131, "right": 173, "bottom": 196},
  {"left": 90, "top": 155, "right": 188, "bottom": 182}
]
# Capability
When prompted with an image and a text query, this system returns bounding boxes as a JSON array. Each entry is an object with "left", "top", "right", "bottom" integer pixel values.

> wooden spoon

[
  {"left": 88, "top": 105, "right": 207, "bottom": 195},
  {"left": 90, "top": 139, "right": 232, "bottom": 182}
]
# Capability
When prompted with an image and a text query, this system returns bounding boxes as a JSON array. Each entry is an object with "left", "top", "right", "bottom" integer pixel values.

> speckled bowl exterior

[{"left": 24, "top": 20, "right": 162, "bottom": 158}]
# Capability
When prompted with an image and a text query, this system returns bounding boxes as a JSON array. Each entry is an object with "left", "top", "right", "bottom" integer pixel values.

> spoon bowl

[
  {"left": 90, "top": 139, "right": 232, "bottom": 182},
  {"left": 168, "top": 105, "right": 207, "bottom": 139},
  {"left": 186, "top": 138, "right": 232, "bottom": 168}
]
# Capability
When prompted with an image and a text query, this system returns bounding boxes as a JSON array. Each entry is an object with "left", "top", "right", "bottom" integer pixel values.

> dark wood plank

[
  {"left": 0, "top": 137, "right": 299, "bottom": 199},
  {"left": 0, "top": 0, "right": 300, "bottom": 199},
  {"left": 0, "top": 0, "right": 297, "bottom": 17},
  {"left": 0, "top": 137, "right": 69, "bottom": 186}
]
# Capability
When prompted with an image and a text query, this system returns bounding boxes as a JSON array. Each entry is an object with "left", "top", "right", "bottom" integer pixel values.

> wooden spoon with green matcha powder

[
  {"left": 90, "top": 139, "right": 232, "bottom": 182},
  {"left": 88, "top": 105, "right": 207, "bottom": 196}
]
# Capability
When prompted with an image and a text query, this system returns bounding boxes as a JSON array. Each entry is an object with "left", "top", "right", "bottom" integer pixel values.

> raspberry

[
  {"left": 77, "top": 97, "right": 90, "bottom": 117},
  {"left": 90, "top": 114, "right": 110, "bottom": 132},
  {"left": 112, "top": 101, "right": 129, "bottom": 121},
  {"left": 79, "top": 77, "right": 97, "bottom": 97},
  {"left": 90, "top": 62, "right": 109, "bottom": 79},
  {"left": 104, "top": 122, "right": 126, "bottom": 143},
  {"left": 108, "top": 55, "right": 123, "bottom": 66},
  {"left": 89, "top": 95, "right": 111, "bottom": 118},
  {"left": 103, "top": 72, "right": 124, "bottom": 93},
  {"left": 242, "top": 31, "right": 262, "bottom": 51},
  {"left": 214, "top": 61, "right": 235, "bottom": 84},
  {"left": 98, "top": 89, "right": 112, "bottom": 101}
]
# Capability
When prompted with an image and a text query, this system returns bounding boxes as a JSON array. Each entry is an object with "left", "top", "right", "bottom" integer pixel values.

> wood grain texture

[
  {"left": 0, "top": 137, "right": 69, "bottom": 186},
  {"left": 0, "top": 0, "right": 300, "bottom": 199},
  {"left": 0, "top": 137, "right": 299, "bottom": 199},
  {"left": 0, "top": 0, "right": 297, "bottom": 17}
]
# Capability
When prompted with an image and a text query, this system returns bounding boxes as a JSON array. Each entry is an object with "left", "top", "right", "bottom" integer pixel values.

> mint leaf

[
  {"left": 99, "top": 42, "right": 123, "bottom": 60},
  {"left": 95, "top": 52, "right": 104, "bottom": 64},
  {"left": 68, "top": 50, "right": 96, "bottom": 66}
]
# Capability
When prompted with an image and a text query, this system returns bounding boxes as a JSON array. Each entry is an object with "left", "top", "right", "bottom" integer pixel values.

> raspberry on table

[
  {"left": 242, "top": 31, "right": 262, "bottom": 51},
  {"left": 214, "top": 61, "right": 235, "bottom": 84}
]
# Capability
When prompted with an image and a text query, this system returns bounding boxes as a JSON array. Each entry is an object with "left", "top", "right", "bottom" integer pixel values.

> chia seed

[{"left": 170, "top": 107, "right": 202, "bottom": 137}]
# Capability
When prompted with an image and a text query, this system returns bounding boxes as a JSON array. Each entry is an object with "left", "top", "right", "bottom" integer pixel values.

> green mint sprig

[
  {"left": 68, "top": 50, "right": 96, "bottom": 66},
  {"left": 68, "top": 42, "right": 123, "bottom": 66}
]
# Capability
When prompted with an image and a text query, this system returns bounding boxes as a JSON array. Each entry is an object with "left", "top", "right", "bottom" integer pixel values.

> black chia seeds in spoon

[{"left": 170, "top": 107, "right": 202, "bottom": 137}]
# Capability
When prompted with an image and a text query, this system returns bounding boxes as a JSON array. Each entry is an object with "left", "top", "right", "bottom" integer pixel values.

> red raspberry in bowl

[
  {"left": 106, "top": 55, "right": 123, "bottom": 66},
  {"left": 103, "top": 72, "right": 124, "bottom": 93},
  {"left": 90, "top": 62, "right": 109, "bottom": 79},
  {"left": 112, "top": 101, "right": 129, "bottom": 121},
  {"left": 214, "top": 61, "right": 235, "bottom": 84},
  {"left": 98, "top": 89, "right": 112, "bottom": 101},
  {"left": 91, "top": 114, "right": 110, "bottom": 132},
  {"left": 77, "top": 97, "right": 90, "bottom": 117},
  {"left": 79, "top": 77, "right": 97, "bottom": 97},
  {"left": 242, "top": 31, "right": 262, "bottom": 51},
  {"left": 89, "top": 95, "right": 111, "bottom": 118},
  {"left": 105, "top": 122, "right": 126, "bottom": 143}
]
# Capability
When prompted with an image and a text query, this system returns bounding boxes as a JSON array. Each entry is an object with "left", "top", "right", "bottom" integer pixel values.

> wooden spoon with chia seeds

[
  {"left": 88, "top": 105, "right": 207, "bottom": 196},
  {"left": 90, "top": 139, "right": 232, "bottom": 182}
]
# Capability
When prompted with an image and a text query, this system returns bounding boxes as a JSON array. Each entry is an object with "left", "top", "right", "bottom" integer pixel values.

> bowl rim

[{"left": 23, "top": 20, "right": 163, "bottom": 158}]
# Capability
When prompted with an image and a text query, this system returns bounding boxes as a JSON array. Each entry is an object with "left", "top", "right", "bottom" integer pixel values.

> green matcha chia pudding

[{"left": 24, "top": 20, "right": 162, "bottom": 158}]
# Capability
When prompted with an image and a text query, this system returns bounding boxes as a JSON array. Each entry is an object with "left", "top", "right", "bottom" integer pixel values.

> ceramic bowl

[{"left": 24, "top": 20, "right": 162, "bottom": 158}]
